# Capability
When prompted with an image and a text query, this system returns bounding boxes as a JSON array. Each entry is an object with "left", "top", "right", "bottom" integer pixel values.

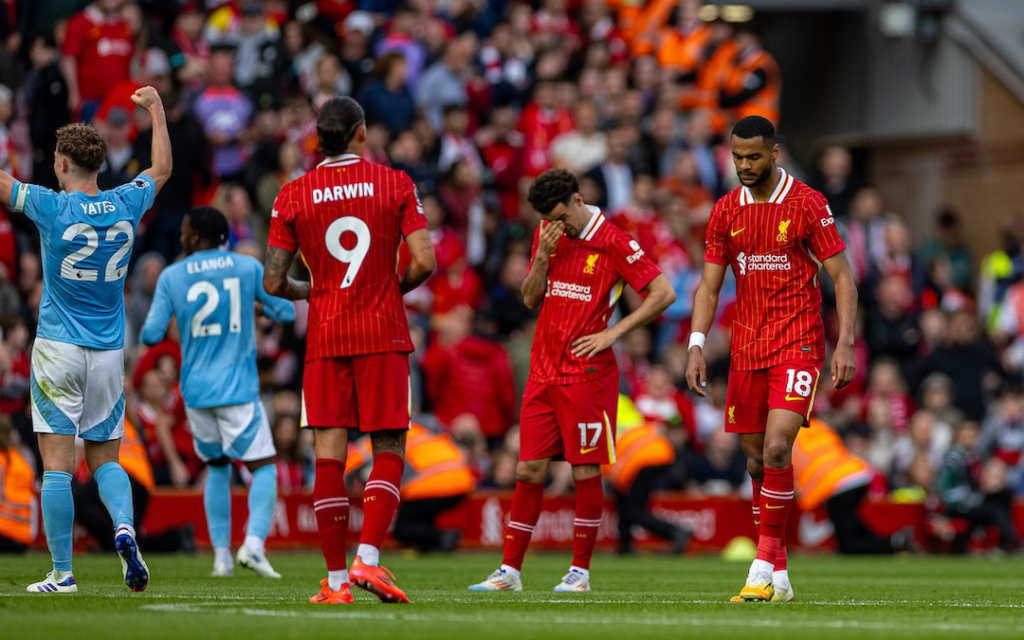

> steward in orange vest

[
  {"left": 0, "top": 415, "right": 34, "bottom": 553},
  {"left": 718, "top": 25, "right": 781, "bottom": 128},
  {"left": 603, "top": 396, "right": 690, "bottom": 554},
  {"left": 688, "top": 19, "right": 737, "bottom": 134},
  {"left": 794, "top": 420, "right": 913, "bottom": 554},
  {"left": 347, "top": 422, "right": 474, "bottom": 552},
  {"left": 73, "top": 418, "right": 195, "bottom": 552}
]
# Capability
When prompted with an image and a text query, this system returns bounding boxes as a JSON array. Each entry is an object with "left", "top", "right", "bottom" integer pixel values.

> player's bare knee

[
  {"left": 571, "top": 464, "right": 601, "bottom": 482},
  {"left": 370, "top": 429, "right": 407, "bottom": 456},
  {"left": 763, "top": 441, "right": 792, "bottom": 468},
  {"left": 746, "top": 458, "right": 765, "bottom": 480},
  {"left": 516, "top": 459, "right": 547, "bottom": 484}
]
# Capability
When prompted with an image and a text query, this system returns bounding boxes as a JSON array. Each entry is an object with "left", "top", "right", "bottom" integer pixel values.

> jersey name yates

[
  {"left": 187, "top": 255, "right": 235, "bottom": 275},
  {"left": 79, "top": 201, "right": 117, "bottom": 215},
  {"left": 311, "top": 182, "right": 375, "bottom": 204}
]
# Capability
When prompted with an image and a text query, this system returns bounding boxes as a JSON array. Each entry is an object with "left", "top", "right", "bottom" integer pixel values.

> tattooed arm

[{"left": 263, "top": 246, "right": 311, "bottom": 301}]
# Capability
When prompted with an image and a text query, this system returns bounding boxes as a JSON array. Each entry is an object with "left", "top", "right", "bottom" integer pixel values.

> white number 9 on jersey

[{"left": 325, "top": 216, "right": 371, "bottom": 288}]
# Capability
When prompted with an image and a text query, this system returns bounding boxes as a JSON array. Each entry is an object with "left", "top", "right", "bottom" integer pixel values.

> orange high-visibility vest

[
  {"left": 120, "top": 419, "right": 155, "bottom": 492},
  {"left": 722, "top": 46, "right": 781, "bottom": 126},
  {"left": 625, "top": 0, "right": 676, "bottom": 56},
  {"left": 603, "top": 424, "right": 675, "bottom": 495},
  {"left": 657, "top": 23, "right": 712, "bottom": 78},
  {"left": 688, "top": 38, "right": 738, "bottom": 132},
  {"left": 346, "top": 424, "right": 474, "bottom": 501},
  {"left": 792, "top": 419, "right": 873, "bottom": 511},
  {"left": 0, "top": 447, "right": 34, "bottom": 544}
]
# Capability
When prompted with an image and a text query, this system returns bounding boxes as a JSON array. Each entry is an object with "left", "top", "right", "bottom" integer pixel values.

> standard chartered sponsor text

[
  {"left": 746, "top": 254, "right": 792, "bottom": 271},
  {"left": 550, "top": 280, "right": 593, "bottom": 302}
]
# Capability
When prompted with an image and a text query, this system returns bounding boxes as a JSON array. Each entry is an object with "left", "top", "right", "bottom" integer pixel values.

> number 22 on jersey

[{"left": 60, "top": 222, "right": 134, "bottom": 282}]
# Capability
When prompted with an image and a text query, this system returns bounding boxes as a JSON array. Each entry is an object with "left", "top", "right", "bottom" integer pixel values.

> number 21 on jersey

[{"left": 187, "top": 278, "right": 241, "bottom": 338}]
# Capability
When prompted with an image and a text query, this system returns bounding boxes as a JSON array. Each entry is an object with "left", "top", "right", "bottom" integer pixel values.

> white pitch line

[{"left": 137, "top": 604, "right": 1015, "bottom": 633}]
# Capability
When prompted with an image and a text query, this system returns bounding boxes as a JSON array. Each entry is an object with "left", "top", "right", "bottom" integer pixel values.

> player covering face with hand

[
  {"left": 468, "top": 168, "right": 675, "bottom": 593},
  {"left": 686, "top": 116, "right": 857, "bottom": 602}
]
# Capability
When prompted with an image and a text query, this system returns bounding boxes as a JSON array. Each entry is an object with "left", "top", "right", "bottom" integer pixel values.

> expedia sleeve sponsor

[{"left": 550, "top": 280, "right": 593, "bottom": 302}]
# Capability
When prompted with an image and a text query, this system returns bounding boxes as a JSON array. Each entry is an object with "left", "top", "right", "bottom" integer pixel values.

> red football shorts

[
  {"left": 724, "top": 360, "right": 823, "bottom": 433},
  {"left": 519, "top": 373, "right": 618, "bottom": 465},
  {"left": 301, "top": 353, "right": 410, "bottom": 431}
]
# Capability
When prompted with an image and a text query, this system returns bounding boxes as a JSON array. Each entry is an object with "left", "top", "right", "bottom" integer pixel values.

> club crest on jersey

[
  {"left": 584, "top": 253, "right": 599, "bottom": 274},
  {"left": 728, "top": 406, "right": 736, "bottom": 424},
  {"left": 777, "top": 219, "right": 792, "bottom": 242}
]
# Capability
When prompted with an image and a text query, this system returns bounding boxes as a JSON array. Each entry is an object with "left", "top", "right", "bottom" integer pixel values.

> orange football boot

[
  {"left": 309, "top": 579, "right": 354, "bottom": 604},
  {"left": 350, "top": 556, "right": 409, "bottom": 603}
]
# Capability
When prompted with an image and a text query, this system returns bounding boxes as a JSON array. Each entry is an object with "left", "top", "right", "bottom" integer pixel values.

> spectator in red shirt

[
  {"left": 476, "top": 105, "right": 525, "bottom": 219},
  {"left": 422, "top": 305, "right": 516, "bottom": 440},
  {"left": 61, "top": 0, "right": 135, "bottom": 123},
  {"left": 518, "top": 77, "right": 575, "bottom": 178},
  {"left": 0, "top": 316, "right": 29, "bottom": 416}
]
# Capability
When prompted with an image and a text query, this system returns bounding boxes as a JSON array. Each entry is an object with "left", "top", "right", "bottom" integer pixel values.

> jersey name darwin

[
  {"left": 186, "top": 255, "right": 235, "bottom": 275},
  {"left": 311, "top": 182, "right": 375, "bottom": 204},
  {"left": 548, "top": 280, "right": 593, "bottom": 302}
]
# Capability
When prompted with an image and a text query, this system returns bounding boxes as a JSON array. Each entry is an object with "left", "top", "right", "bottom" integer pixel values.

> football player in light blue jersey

[
  {"left": 0, "top": 86, "right": 171, "bottom": 594},
  {"left": 141, "top": 206, "right": 295, "bottom": 578}
]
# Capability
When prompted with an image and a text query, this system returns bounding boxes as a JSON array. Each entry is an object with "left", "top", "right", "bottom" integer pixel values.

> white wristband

[{"left": 688, "top": 332, "right": 706, "bottom": 350}]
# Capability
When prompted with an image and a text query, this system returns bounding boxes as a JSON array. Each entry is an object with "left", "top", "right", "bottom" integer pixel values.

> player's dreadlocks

[
  {"left": 317, "top": 96, "right": 365, "bottom": 156},
  {"left": 527, "top": 168, "right": 579, "bottom": 216},
  {"left": 187, "top": 206, "right": 230, "bottom": 248},
  {"left": 55, "top": 123, "right": 108, "bottom": 173},
  {"left": 731, "top": 115, "right": 777, "bottom": 148}
]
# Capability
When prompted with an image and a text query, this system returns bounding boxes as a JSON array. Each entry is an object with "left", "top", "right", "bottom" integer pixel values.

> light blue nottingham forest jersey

[
  {"left": 140, "top": 249, "right": 295, "bottom": 409},
  {"left": 10, "top": 176, "right": 156, "bottom": 350}
]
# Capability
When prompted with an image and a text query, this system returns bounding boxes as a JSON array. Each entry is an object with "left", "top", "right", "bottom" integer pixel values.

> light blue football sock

[
  {"left": 41, "top": 471, "right": 74, "bottom": 572},
  {"left": 94, "top": 462, "right": 135, "bottom": 533},
  {"left": 246, "top": 464, "right": 278, "bottom": 543},
  {"left": 205, "top": 464, "right": 232, "bottom": 550}
]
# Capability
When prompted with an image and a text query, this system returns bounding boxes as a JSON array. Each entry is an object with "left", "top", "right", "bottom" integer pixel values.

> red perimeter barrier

[{"left": 33, "top": 491, "right": 1024, "bottom": 551}]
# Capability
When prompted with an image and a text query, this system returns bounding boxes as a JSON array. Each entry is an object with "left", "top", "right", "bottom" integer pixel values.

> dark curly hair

[
  {"left": 55, "top": 123, "right": 108, "bottom": 173},
  {"left": 731, "top": 115, "right": 776, "bottom": 148},
  {"left": 527, "top": 168, "right": 579, "bottom": 215},
  {"left": 186, "top": 206, "right": 230, "bottom": 248},
  {"left": 317, "top": 96, "right": 365, "bottom": 156}
]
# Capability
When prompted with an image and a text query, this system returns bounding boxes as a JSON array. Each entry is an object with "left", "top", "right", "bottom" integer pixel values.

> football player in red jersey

[
  {"left": 468, "top": 169, "right": 676, "bottom": 593},
  {"left": 686, "top": 116, "right": 857, "bottom": 602},
  {"left": 263, "top": 97, "right": 436, "bottom": 605}
]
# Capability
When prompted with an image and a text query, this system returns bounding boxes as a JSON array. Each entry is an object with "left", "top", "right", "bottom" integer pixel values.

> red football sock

[
  {"left": 502, "top": 480, "right": 544, "bottom": 571},
  {"left": 751, "top": 478, "right": 763, "bottom": 531},
  {"left": 571, "top": 475, "right": 603, "bottom": 570},
  {"left": 313, "top": 458, "right": 349, "bottom": 571},
  {"left": 359, "top": 452, "right": 405, "bottom": 550},
  {"left": 775, "top": 544, "right": 788, "bottom": 571},
  {"left": 756, "top": 466, "right": 794, "bottom": 564}
]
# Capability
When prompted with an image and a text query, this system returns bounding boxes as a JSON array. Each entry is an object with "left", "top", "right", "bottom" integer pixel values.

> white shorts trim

[
  {"left": 186, "top": 401, "right": 276, "bottom": 462},
  {"left": 31, "top": 338, "right": 125, "bottom": 442}
]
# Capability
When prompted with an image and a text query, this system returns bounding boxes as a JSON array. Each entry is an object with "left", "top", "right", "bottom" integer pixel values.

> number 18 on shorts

[{"left": 724, "top": 360, "right": 823, "bottom": 433}]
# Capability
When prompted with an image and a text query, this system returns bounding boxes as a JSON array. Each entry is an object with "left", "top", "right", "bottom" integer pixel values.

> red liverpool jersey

[
  {"left": 529, "top": 206, "right": 662, "bottom": 385},
  {"left": 704, "top": 169, "right": 846, "bottom": 371},
  {"left": 268, "top": 154, "right": 427, "bottom": 359}
]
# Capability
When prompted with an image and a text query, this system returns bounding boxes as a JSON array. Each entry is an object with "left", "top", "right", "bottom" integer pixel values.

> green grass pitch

[{"left": 2, "top": 552, "right": 1022, "bottom": 639}]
